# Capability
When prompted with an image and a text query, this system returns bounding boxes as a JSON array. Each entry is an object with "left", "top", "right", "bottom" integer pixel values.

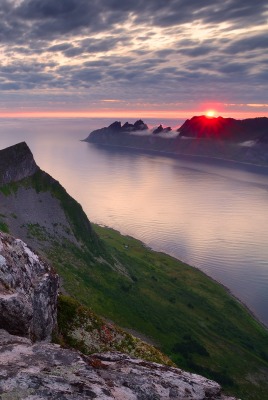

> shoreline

[
  {"left": 85, "top": 140, "right": 268, "bottom": 173},
  {"left": 94, "top": 223, "right": 268, "bottom": 332}
]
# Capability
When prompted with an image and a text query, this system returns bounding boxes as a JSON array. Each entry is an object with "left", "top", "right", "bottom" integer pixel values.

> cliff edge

[{"left": 0, "top": 141, "right": 38, "bottom": 186}]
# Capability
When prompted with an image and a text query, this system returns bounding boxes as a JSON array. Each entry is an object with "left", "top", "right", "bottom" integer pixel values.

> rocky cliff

[
  {"left": 0, "top": 232, "right": 237, "bottom": 399},
  {"left": 0, "top": 142, "right": 38, "bottom": 186},
  {"left": 0, "top": 232, "right": 58, "bottom": 341}
]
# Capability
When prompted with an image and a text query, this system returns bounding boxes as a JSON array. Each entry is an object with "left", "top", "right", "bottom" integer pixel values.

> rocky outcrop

[
  {"left": 0, "top": 330, "right": 237, "bottom": 399},
  {"left": 0, "top": 142, "right": 38, "bottom": 186},
  {"left": 133, "top": 119, "right": 148, "bottom": 131},
  {"left": 0, "top": 232, "right": 58, "bottom": 341},
  {"left": 153, "top": 124, "right": 172, "bottom": 134}
]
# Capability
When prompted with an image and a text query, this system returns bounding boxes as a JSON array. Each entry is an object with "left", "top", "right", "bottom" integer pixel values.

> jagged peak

[
  {"left": 108, "top": 121, "right": 122, "bottom": 130},
  {"left": 0, "top": 142, "right": 38, "bottom": 186}
]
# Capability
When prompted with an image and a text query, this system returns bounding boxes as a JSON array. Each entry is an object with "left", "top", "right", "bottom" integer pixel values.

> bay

[{"left": 0, "top": 118, "right": 268, "bottom": 327}]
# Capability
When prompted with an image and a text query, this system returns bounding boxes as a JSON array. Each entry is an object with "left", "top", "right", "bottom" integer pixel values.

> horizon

[{"left": 0, "top": 110, "right": 267, "bottom": 120}]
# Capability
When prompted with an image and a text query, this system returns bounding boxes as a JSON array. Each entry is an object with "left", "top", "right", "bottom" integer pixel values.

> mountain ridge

[{"left": 84, "top": 116, "right": 268, "bottom": 166}]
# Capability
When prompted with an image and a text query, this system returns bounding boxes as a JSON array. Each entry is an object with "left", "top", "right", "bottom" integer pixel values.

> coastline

[
  {"left": 85, "top": 140, "right": 268, "bottom": 173},
  {"left": 94, "top": 223, "right": 268, "bottom": 332}
]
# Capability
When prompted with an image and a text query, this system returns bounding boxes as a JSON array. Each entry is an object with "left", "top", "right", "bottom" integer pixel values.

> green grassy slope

[
  {"left": 0, "top": 170, "right": 268, "bottom": 399},
  {"left": 56, "top": 294, "right": 174, "bottom": 366}
]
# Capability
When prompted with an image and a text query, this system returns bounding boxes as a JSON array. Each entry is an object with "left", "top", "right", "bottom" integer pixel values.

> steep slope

[
  {"left": 56, "top": 294, "right": 173, "bottom": 366},
  {"left": 0, "top": 143, "right": 103, "bottom": 254},
  {"left": 0, "top": 143, "right": 268, "bottom": 399},
  {"left": 0, "top": 231, "right": 237, "bottom": 400}
]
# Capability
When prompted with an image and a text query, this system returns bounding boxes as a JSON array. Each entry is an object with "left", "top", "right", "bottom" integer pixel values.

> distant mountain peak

[{"left": 108, "top": 121, "right": 122, "bottom": 130}]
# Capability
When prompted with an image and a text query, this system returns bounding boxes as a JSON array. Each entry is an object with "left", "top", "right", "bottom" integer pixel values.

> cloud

[
  {"left": 179, "top": 46, "right": 214, "bottom": 57},
  {"left": 225, "top": 34, "right": 268, "bottom": 54},
  {"left": 0, "top": 0, "right": 265, "bottom": 112}
]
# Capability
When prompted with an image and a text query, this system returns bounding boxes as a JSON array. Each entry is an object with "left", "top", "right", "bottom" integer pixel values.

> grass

[
  {"left": 1, "top": 170, "right": 268, "bottom": 399},
  {"left": 48, "top": 222, "right": 268, "bottom": 399},
  {"left": 0, "top": 217, "right": 9, "bottom": 233},
  {"left": 55, "top": 294, "right": 174, "bottom": 366},
  {"left": 27, "top": 223, "right": 47, "bottom": 241}
]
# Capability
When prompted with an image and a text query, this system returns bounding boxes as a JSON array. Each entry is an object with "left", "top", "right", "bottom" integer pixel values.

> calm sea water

[{"left": 1, "top": 118, "right": 268, "bottom": 327}]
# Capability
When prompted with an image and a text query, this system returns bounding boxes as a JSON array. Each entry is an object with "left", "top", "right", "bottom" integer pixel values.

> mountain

[
  {"left": 84, "top": 116, "right": 268, "bottom": 166},
  {"left": 177, "top": 116, "right": 268, "bottom": 142},
  {"left": 0, "top": 231, "right": 237, "bottom": 399},
  {"left": 0, "top": 142, "right": 102, "bottom": 254},
  {"left": 1, "top": 142, "right": 268, "bottom": 399}
]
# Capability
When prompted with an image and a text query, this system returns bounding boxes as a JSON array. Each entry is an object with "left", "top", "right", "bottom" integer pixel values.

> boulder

[
  {"left": 0, "top": 232, "right": 59, "bottom": 341},
  {"left": 0, "top": 331, "right": 238, "bottom": 399}
]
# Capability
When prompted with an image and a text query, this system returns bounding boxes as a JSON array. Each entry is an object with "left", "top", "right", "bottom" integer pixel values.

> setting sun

[{"left": 206, "top": 110, "right": 216, "bottom": 118}]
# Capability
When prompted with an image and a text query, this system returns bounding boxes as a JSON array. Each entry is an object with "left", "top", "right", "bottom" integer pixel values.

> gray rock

[
  {"left": 0, "top": 232, "right": 59, "bottom": 341},
  {"left": 0, "top": 142, "right": 38, "bottom": 186},
  {"left": 0, "top": 331, "right": 238, "bottom": 400}
]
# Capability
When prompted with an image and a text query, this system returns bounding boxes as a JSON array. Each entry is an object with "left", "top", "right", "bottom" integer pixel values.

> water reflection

[{"left": 0, "top": 118, "right": 268, "bottom": 326}]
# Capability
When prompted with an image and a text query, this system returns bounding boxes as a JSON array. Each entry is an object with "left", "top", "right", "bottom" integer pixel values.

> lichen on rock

[
  {"left": 0, "top": 232, "right": 59, "bottom": 341},
  {"left": 0, "top": 330, "right": 237, "bottom": 400}
]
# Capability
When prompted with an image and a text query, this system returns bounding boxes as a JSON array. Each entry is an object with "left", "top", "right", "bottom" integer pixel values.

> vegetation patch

[
  {"left": 27, "top": 223, "right": 48, "bottom": 241},
  {"left": 56, "top": 295, "right": 173, "bottom": 366},
  {"left": 0, "top": 219, "right": 9, "bottom": 233}
]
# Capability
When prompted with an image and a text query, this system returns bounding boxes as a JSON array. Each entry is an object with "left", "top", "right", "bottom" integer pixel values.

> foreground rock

[
  {"left": 0, "top": 330, "right": 237, "bottom": 400},
  {"left": 0, "top": 231, "right": 237, "bottom": 399},
  {"left": 0, "top": 232, "right": 58, "bottom": 341}
]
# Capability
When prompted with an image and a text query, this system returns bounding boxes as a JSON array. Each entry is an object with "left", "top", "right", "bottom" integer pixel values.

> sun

[{"left": 206, "top": 110, "right": 216, "bottom": 118}]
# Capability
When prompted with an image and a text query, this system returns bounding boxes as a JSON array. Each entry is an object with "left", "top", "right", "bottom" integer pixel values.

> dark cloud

[
  {"left": 225, "top": 34, "right": 268, "bottom": 54},
  {"left": 179, "top": 46, "right": 214, "bottom": 57},
  {"left": 155, "top": 49, "right": 176, "bottom": 58},
  {"left": 3, "top": 0, "right": 263, "bottom": 41},
  {"left": 47, "top": 43, "right": 72, "bottom": 52},
  {"left": 83, "top": 60, "right": 111, "bottom": 67},
  {"left": 219, "top": 63, "right": 250, "bottom": 74},
  {"left": 0, "top": 0, "right": 265, "bottom": 108}
]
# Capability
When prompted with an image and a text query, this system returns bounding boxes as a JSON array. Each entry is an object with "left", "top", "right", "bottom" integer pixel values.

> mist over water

[{"left": 1, "top": 118, "right": 268, "bottom": 326}]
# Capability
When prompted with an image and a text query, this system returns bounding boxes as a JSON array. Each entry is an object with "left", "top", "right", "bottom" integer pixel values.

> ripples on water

[{"left": 0, "top": 118, "right": 268, "bottom": 326}]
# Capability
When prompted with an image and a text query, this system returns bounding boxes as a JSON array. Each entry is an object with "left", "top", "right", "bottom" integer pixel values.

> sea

[{"left": 0, "top": 117, "right": 268, "bottom": 327}]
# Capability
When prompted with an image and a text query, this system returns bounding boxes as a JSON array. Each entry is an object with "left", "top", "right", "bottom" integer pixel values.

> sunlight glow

[{"left": 206, "top": 110, "right": 216, "bottom": 118}]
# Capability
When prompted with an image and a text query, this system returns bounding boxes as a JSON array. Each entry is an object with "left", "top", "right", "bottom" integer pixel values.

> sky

[{"left": 0, "top": 0, "right": 267, "bottom": 120}]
